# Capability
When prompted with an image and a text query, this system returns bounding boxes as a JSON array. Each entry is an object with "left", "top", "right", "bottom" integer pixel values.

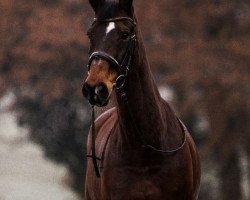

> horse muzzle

[{"left": 82, "top": 82, "right": 110, "bottom": 107}]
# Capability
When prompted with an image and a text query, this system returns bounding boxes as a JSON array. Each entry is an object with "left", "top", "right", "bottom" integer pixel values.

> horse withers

[{"left": 82, "top": 0, "right": 201, "bottom": 199}]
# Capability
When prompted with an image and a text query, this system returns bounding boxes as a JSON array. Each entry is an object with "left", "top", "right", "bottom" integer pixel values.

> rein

[
  {"left": 86, "top": 105, "right": 102, "bottom": 177},
  {"left": 86, "top": 17, "right": 187, "bottom": 178}
]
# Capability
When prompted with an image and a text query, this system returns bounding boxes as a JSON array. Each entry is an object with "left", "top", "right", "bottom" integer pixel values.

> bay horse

[{"left": 82, "top": 0, "right": 201, "bottom": 199}]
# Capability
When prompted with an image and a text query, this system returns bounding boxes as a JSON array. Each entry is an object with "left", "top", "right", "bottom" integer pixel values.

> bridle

[
  {"left": 87, "top": 17, "right": 136, "bottom": 88},
  {"left": 85, "top": 17, "right": 187, "bottom": 178}
]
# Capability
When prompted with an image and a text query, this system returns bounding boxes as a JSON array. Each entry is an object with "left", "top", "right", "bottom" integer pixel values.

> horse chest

[
  {"left": 102, "top": 166, "right": 185, "bottom": 200},
  {"left": 108, "top": 178, "right": 163, "bottom": 199},
  {"left": 99, "top": 145, "right": 192, "bottom": 198}
]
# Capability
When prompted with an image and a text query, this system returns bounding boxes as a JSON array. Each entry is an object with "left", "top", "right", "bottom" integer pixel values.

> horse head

[{"left": 82, "top": 0, "right": 136, "bottom": 107}]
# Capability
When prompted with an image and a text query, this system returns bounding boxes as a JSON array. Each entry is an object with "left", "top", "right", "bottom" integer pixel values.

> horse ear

[{"left": 119, "top": 0, "right": 133, "bottom": 14}]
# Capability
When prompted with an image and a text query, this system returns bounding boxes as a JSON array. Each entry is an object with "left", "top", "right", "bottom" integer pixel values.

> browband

[{"left": 93, "top": 17, "right": 136, "bottom": 26}]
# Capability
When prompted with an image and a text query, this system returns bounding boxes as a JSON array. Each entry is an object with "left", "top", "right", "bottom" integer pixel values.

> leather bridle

[
  {"left": 85, "top": 17, "right": 187, "bottom": 178},
  {"left": 87, "top": 17, "right": 136, "bottom": 85}
]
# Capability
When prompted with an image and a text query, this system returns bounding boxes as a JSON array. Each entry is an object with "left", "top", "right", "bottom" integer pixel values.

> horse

[{"left": 82, "top": 0, "right": 201, "bottom": 199}]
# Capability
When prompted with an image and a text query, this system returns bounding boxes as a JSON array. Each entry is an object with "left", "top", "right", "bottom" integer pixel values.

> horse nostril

[
  {"left": 82, "top": 83, "right": 90, "bottom": 98},
  {"left": 95, "top": 83, "right": 108, "bottom": 97},
  {"left": 82, "top": 82, "right": 109, "bottom": 107},
  {"left": 95, "top": 84, "right": 104, "bottom": 95}
]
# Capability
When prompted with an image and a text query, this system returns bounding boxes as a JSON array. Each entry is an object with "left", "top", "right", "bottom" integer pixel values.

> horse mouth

[
  {"left": 82, "top": 82, "right": 112, "bottom": 107},
  {"left": 90, "top": 95, "right": 109, "bottom": 107}
]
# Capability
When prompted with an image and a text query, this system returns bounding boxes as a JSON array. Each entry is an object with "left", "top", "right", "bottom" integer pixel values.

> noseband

[{"left": 86, "top": 17, "right": 187, "bottom": 178}]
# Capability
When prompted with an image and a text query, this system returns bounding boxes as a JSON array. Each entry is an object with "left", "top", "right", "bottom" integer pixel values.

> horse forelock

[{"left": 97, "top": 1, "right": 120, "bottom": 20}]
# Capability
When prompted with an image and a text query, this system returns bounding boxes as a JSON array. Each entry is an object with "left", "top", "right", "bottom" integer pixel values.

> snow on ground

[{"left": 0, "top": 90, "right": 79, "bottom": 200}]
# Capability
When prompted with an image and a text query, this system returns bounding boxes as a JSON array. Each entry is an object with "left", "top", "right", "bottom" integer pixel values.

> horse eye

[
  {"left": 121, "top": 31, "right": 130, "bottom": 40},
  {"left": 87, "top": 31, "right": 93, "bottom": 40}
]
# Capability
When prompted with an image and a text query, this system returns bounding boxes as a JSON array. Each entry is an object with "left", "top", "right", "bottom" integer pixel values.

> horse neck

[{"left": 115, "top": 24, "right": 180, "bottom": 148}]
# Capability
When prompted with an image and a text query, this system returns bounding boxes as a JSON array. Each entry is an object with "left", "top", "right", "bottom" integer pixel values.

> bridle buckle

[{"left": 114, "top": 75, "right": 126, "bottom": 90}]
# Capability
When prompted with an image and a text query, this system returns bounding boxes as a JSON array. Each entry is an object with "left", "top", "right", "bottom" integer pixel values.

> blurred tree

[{"left": 0, "top": 0, "right": 92, "bottom": 196}]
